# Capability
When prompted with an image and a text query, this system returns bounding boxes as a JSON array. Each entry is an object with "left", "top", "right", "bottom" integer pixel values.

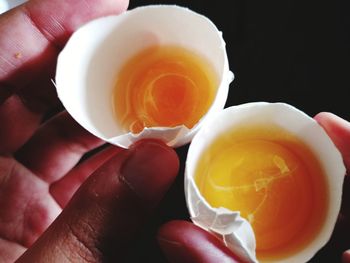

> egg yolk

[
  {"left": 195, "top": 126, "right": 328, "bottom": 261},
  {"left": 113, "top": 45, "right": 218, "bottom": 134}
]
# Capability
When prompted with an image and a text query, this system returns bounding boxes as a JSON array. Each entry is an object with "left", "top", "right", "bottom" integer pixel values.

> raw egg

[
  {"left": 55, "top": 5, "right": 232, "bottom": 148},
  {"left": 55, "top": 4, "right": 345, "bottom": 262},
  {"left": 185, "top": 102, "right": 345, "bottom": 263},
  {"left": 113, "top": 44, "right": 218, "bottom": 134}
]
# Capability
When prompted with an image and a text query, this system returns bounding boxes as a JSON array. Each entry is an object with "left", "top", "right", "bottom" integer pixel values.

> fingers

[
  {"left": 157, "top": 220, "right": 241, "bottom": 263},
  {"left": 16, "top": 139, "right": 179, "bottom": 262},
  {"left": 0, "top": 0, "right": 129, "bottom": 153},
  {"left": 0, "top": 156, "right": 61, "bottom": 247},
  {"left": 314, "top": 113, "right": 350, "bottom": 261},
  {"left": 314, "top": 112, "right": 350, "bottom": 171},
  {"left": 50, "top": 145, "right": 124, "bottom": 208},
  {"left": 16, "top": 112, "right": 104, "bottom": 183},
  {"left": 343, "top": 250, "right": 350, "bottom": 263},
  {"left": 0, "top": 0, "right": 128, "bottom": 83},
  {"left": 314, "top": 112, "right": 350, "bottom": 217},
  {"left": 0, "top": 238, "right": 25, "bottom": 263},
  {"left": 0, "top": 95, "right": 42, "bottom": 154}
]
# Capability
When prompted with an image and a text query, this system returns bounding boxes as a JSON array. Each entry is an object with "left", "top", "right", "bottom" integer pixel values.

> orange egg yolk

[
  {"left": 195, "top": 126, "right": 328, "bottom": 261},
  {"left": 113, "top": 45, "right": 218, "bottom": 134}
]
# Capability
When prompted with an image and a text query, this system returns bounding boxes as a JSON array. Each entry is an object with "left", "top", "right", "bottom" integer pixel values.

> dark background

[{"left": 124, "top": 0, "right": 350, "bottom": 262}]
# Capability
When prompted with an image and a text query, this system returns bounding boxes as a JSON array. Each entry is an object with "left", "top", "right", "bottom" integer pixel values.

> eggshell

[
  {"left": 55, "top": 5, "right": 232, "bottom": 148},
  {"left": 185, "top": 102, "right": 346, "bottom": 263},
  {"left": 0, "top": 0, "right": 27, "bottom": 14}
]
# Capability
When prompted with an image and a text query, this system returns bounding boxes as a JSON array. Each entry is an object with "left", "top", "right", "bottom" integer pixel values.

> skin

[
  {"left": 0, "top": 0, "right": 239, "bottom": 262},
  {"left": 160, "top": 113, "right": 350, "bottom": 263},
  {"left": 314, "top": 113, "right": 350, "bottom": 263},
  {"left": 0, "top": 1, "right": 349, "bottom": 263}
]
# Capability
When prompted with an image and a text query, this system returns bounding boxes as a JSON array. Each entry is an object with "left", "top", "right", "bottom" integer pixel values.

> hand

[
  {"left": 313, "top": 113, "right": 350, "bottom": 263},
  {"left": 156, "top": 113, "right": 350, "bottom": 263},
  {"left": 0, "top": 0, "right": 182, "bottom": 262},
  {"left": 0, "top": 0, "right": 241, "bottom": 262}
]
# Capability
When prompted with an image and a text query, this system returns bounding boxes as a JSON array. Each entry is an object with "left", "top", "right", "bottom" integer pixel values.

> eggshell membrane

[
  {"left": 55, "top": 5, "right": 232, "bottom": 148},
  {"left": 185, "top": 102, "right": 346, "bottom": 263}
]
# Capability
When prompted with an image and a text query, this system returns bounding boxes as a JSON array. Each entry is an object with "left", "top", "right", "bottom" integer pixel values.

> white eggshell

[
  {"left": 0, "top": 0, "right": 27, "bottom": 14},
  {"left": 185, "top": 102, "right": 346, "bottom": 263},
  {"left": 55, "top": 5, "right": 232, "bottom": 148}
]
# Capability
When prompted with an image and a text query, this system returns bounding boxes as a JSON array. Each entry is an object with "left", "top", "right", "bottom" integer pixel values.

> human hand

[
  {"left": 313, "top": 113, "right": 350, "bottom": 263},
  {"left": 0, "top": 1, "right": 243, "bottom": 262},
  {"left": 156, "top": 113, "right": 350, "bottom": 263},
  {"left": 6, "top": 1, "right": 348, "bottom": 263},
  {"left": 0, "top": 0, "right": 181, "bottom": 262}
]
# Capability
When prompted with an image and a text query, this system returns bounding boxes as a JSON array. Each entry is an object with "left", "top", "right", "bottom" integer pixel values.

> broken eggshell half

[
  {"left": 55, "top": 5, "right": 232, "bottom": 148},
  {"left": 185, "top": 102, "right": 345, "bottom": 263}
]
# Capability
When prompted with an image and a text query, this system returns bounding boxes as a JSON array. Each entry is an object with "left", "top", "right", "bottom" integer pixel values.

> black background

[{"left": 124, "top": 0, "right": 350, "bottom": 262}]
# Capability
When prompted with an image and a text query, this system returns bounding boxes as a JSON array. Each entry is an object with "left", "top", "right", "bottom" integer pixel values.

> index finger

[
  {"left": 0, "top": 0, "right": 128, "bottom": 90},
  {"left": 0, "top": 0, "right": 128, "bottom": 153}
]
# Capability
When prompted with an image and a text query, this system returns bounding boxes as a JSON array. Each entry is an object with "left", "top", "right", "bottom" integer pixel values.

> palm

[
  {"left": 0, "top": 156, "right": 59, "bottom": 259},
  {"left": 0, "top": 110, "right": 117, "bottom": 262},
  {"left": 1, "top": 1, "right": 350, "bottom": 263},
  {"left": 0, "top": 1, "right": 127, "bottom": 261}
]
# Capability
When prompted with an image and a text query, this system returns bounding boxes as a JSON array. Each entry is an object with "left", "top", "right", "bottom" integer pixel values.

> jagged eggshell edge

[
  {"left": 55, "top": 5, "right": 232, "bottom": 148},
  {"left": 185, "top": 102, "right": 345, "bottom": 263}
]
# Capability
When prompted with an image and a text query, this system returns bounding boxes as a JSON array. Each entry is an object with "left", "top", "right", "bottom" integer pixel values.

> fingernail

[{"left": 120, "top": 139, "right": 179, "bottom": 204}]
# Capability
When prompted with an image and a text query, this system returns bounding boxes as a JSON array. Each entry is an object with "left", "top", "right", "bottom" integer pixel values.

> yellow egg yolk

[
  {"left": 113, "top": 45, "right": 218, "bottom": 134},
  {"left": 195, "top": 125, "right": 328, "bottom": 261}
]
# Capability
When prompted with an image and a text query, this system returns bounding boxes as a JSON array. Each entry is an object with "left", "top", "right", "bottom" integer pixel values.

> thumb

[
  {"left": 16, "top": 139, "right": 179, "bottom": 262},
  {"left": 314, "top": 112, "right": 350, "bottom": 171}
]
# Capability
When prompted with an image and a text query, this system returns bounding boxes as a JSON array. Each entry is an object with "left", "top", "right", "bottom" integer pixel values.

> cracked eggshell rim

[
  {"left": 55, "top": 5, "right": 232, "bottom": 148},
  {"left": 185, "top": 102, "right": 346, "bottom": 263}
]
